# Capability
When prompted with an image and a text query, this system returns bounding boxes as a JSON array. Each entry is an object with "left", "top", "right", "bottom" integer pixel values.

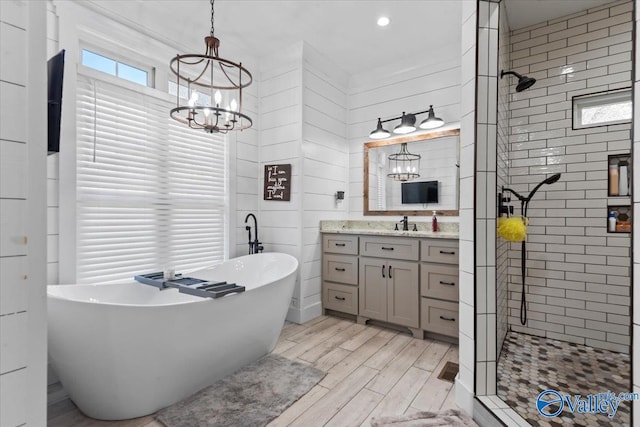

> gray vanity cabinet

[
  {"left": 322, "top": 231, "right": 458, "bottom": 340},
  {"left": 359, "top": 257, "right": 419, "bottom": 328},
  {"left": 419, "top": 239, "right": 459, "bottom": 338},
  {"left": 322, "top": 234, "right": 359, "bottom": 315}
]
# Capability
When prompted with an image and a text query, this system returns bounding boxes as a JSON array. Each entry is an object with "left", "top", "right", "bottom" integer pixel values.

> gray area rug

[
  {"left": 371, "top": 409, "right": 478, "bottom": 427},
  {"left": 156, "top": 354, "right": 325, "bottom": 427}
]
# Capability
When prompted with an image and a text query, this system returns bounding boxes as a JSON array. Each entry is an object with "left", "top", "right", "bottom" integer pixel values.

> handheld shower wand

[{"left": 503, "top": 173, "right": 561, "bottom": 325}]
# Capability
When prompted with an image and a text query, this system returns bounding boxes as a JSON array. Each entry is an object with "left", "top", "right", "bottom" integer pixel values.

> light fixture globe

[
  {"left": 169, "top": 0, "right": 253, "bottom": 134},
  {"left": 370, "top": 118, "right": 391, "bottom": 139},
  {"left": 387, "top": 143, "right": 421, "bottom": 182},
  {"left": 393, "top": 112, "right": 417, "bottom": 134},
  {"left": 419, "top": 105, "right": 444, "bottom": 130}
]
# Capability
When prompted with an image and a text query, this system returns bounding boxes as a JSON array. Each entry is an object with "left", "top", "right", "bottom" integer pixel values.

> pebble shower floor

[{"left": 497, "top": 332, "right": 631, "bottom": 427}]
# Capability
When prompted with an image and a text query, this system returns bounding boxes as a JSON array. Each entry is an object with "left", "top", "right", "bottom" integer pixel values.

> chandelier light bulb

[
  {"left": 204, "top": 108, "right": 211, "bottom": 117},
  {"left": 230, "top": 98, "right": 238, "bottom": 112},
  {"left": 214, "top": 90, "right": 222, "bottom": 105}
]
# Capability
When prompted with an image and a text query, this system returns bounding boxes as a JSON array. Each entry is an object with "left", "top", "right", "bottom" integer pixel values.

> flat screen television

[
  {"left": 48, "top": 49, "right": 65, "bottom": 155},
  {"left": 401, "top": 180, "right": 438, "bottom": 204}
]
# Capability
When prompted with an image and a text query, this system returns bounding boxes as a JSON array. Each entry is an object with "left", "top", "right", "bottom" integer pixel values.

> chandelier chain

[{"left": 210, "top": 0, "right": 215, "bottom": 37}]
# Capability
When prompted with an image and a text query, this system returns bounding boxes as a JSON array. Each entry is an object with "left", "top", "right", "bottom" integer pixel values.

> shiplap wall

[
  {"left": 258, "top": 43, "right": 305, "bottom": 320},
  {"left": 0, "top": 1, "right": 48, "bottom": 425},
  {"left": 258, "top": 42, "right": 349, "bottom": 322},
  {"left": 301, "top": 44, "right": 349, "bottom": 321},
  {"left": 230, "top": 75, "right": 260, "bottom": 259},
  {"left": 506, "top": 0, "right": 632, "bottom": 353},
  {"left": 47, "top": 0, "right": 59, "bottom": 285},
  {"left": 347, "top": 52, "right": 462, "bottom": 220}
]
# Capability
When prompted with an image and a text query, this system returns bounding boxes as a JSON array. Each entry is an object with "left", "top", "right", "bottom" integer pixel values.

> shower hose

[{"left": 520, "top": 200, "right": 529, "bottom": 325}]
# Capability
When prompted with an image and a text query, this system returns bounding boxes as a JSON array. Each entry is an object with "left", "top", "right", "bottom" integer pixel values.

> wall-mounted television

[
  {"left": 48, "top": 49, "right": 65, "bottom": 155},
  {"left": 401, "top": 180, "right": 438, "bottom": 204}
]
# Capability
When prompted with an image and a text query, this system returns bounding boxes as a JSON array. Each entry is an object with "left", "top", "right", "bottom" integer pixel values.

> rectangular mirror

[{"left": 364, "top": 129, "right": 460, "bottom": 216}]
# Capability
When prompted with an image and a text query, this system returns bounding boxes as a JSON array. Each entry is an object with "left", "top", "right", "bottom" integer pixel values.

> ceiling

[
  {"left": 83, "top": 0, "right": 616, "bottom": 75},
  {"left": 84, "top": 0, "right": 462, "bottom": 76},
  {"left": 504, "top": 0, "right": 615, "bottom": 30}
]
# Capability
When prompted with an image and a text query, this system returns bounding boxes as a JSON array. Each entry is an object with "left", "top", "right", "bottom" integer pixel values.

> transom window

[
  {"left": 81, "top": 48, "right": 151, "bottom": 87},
  {"left": 572, "top": 89, "right": 632, "bottom": 129}
]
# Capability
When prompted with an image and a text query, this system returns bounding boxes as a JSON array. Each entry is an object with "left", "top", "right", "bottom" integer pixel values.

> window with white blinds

[{"left": 76, "top": 76, "right": 227, "bottom": 283}]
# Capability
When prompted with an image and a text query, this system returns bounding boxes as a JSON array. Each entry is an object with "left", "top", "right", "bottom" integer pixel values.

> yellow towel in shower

[{"left": 497, "top": 216, "right": 528, "bottom": 242}]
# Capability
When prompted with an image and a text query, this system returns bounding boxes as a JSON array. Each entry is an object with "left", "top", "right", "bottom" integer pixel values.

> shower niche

[
  {"left": 608, "top": 154, "right": 631, "bottom": 233},
  {"left": 608, "top": 154, "right": 631, "bottom": 197}
]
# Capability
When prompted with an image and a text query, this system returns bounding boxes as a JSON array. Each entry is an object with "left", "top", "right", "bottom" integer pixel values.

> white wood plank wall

[{"left": 0, "top": 0, "right": 48, "bottom": 425}]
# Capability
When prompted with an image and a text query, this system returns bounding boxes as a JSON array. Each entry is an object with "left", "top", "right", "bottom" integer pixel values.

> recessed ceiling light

[{"left": 377, "top": 16, "right": 390, "bottom": 27}]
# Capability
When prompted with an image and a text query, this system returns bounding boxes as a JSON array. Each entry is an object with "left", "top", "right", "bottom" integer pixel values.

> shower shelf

[{"left": 134, "top": 272, "right": 245, "bottom": 298}]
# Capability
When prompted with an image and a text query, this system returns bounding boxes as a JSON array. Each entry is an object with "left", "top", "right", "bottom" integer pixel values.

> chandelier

[
  {"left": 169, "top": 0, "right": 252, "bottom": 134},
  {"left": 370, "top": 105, "right": 444, "bottom": 139},
  {"left": 387, "top": 143, "right": 421, "bottom": 182}
]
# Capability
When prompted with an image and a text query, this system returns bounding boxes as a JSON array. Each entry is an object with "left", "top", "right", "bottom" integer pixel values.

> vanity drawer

[
  {"left": 323, "top": 254, "right": 358, "bottom": 285},
  {"left": 421, "top": 298, "right": 458, "bottom": 338},
  {"left": 420, "top": 239, "right": 459, "bottom": 265},
  {"left": 360, "top": 236, "right": 419, "bottom": 261},
  {"left": 323, "top": 282, "right": 358, "bottom": 315},
  {"left": 323, "top": 234, "right": 358, "bottom": 255},
  {"left": 420, "top": 264, "right": 458, "bottom": 301}
]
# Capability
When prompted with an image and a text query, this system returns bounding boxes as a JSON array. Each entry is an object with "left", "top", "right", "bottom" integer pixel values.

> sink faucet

[
  {"left": 244, "top": 213, "right": 263, "bottom": 254},
  {"left": 400, "top": 216, "right": 409, "bottom": 231}
]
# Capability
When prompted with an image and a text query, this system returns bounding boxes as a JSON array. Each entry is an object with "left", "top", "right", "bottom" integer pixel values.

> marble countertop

[{"left": 320, "top": 220, "right": 459, "bottom": 239}]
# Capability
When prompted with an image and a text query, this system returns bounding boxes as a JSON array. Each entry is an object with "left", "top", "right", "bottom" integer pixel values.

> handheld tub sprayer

[{"left": 500, "top": 173, "right": 561, "bottom": 326}]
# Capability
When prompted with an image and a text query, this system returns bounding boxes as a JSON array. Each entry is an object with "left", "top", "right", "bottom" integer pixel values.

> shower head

[
  {"left": 500, "top": 70, "right": 537, "bottom": 92},
  {"left": 527, "top": 173, "right": 561, "bottom": 202}
]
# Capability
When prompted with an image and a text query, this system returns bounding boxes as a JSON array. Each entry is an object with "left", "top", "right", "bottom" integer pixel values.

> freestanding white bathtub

[{"left": 47, "top": 252, "right": 298, "bottom": 420}]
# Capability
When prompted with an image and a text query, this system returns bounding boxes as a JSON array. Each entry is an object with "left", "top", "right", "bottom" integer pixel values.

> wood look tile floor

[{"left": 47, "top": 315, "right": 459, "bottom": 427}]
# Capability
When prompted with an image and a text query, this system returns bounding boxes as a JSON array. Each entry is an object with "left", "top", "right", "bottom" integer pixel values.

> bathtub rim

[{"left": 47, "top": 252, "right": 299, "bottom": 308}]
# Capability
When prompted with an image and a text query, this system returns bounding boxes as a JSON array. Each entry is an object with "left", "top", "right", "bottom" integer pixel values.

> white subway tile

[
  {"left": 589, "top": 12, "right": 632, "bottom": 32},
  {"left": 567, "top": 9, "right": 609, "bottom": 28},
  {"left": 549, "top": 24, "right": 588, "bottom": 43}
]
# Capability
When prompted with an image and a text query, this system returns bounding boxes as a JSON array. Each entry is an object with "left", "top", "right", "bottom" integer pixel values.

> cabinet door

[
  {"left": 387, "top": 259, "right": 419, "bottom": 328},
  {"left": 359, "top": 257, "right": 387, "bottom": 321}
]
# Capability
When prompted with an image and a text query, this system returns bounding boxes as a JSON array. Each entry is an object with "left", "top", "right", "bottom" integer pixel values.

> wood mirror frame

[{"left": 363, "top": 128, "right": 460, "bottom": 216}]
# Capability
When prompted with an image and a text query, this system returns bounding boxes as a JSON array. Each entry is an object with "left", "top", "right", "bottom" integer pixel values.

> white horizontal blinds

[{"left": 76, "top": 76, "right": 226, "bottom": 283}]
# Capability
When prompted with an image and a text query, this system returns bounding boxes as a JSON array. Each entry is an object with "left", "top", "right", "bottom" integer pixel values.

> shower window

[{"left": 572, "top": 88, "right": 632, "bottom": 129}]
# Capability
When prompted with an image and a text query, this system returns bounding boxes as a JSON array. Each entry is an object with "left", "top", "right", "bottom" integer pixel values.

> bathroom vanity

[{"left": 320, "top": 220, "right": 459, "bottom": 341}]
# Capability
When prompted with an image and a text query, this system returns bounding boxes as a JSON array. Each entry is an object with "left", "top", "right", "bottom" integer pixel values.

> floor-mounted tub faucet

[{"left": 244, "top": 213, "right": 263, "bottom": 254}]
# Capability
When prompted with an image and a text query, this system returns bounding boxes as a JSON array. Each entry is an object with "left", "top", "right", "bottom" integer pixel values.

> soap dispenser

[
  {"left": 432, "top": 210, "right": 438, "bottom": 232},
  {"left": 608, "top": 211, "right": 617, "bottom": 232}
]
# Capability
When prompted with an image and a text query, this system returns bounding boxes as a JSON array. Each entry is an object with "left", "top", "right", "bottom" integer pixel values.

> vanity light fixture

[
  {"left": 169, "top": 0, "right": 253, "bottom": 134},
  {"left": 369, "top": 105, "right": 444, "bottom": 139},
  {"left": 387, "top": 143, "right": 421, "bottom": 182}
]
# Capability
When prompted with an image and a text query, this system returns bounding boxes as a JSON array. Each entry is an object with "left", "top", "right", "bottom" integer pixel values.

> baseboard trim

[{"left": 286, "top": 302, "right": 322, "bottom": 324}]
